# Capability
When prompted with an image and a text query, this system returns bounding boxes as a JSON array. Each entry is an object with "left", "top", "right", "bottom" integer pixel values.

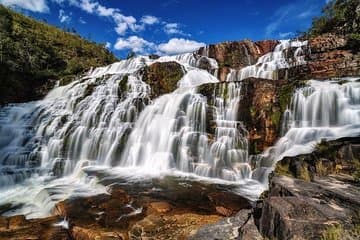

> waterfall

[
  {"left": 253, "top": 78, "right": 360, "bottom": 182},
  {"left": 0, "top": 53, "right": 225, "bottom": 217},
  {"left": 120, "top": 80, "right": 251, "bottom": 181},
  {"left": 226, "top": 40, "right": 308, "bottom": 81},
  {"left": 0, "top": 40, "right": 359, "bottom": 218}
]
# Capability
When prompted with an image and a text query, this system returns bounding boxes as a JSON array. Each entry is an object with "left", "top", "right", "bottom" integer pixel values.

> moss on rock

[{"left": 140, "top": 61, "right": 184, "bottom": 98}]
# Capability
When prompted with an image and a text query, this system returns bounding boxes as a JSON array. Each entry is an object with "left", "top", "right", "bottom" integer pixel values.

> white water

[
  {"left": 0, "top": 40, "right": 359, "bottom": 218},
  {"left": 120, "top": 81, "right": 251, "bottom": 181},
  {"left": 226, "top": 39, "right": 308, "bottom": 81},
  {"left": 253, "top": 78, "right": 360, "bottom": 182},
  {"left": 0, "top": 52, "right": 223, "bottom": 217}
]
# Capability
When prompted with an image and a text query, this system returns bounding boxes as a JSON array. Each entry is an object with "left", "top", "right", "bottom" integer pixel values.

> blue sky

[{"left": 1, "top": 0, "right": 329, "bottom": 58}]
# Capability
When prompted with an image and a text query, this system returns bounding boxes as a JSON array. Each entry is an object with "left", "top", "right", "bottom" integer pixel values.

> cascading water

[
  {"left": 0, "top": 53, "right": 224, "bottom": 217},
  {"left": 226, "top": 39, "right": 308, "bottom": 81},
  {"left": 253, "top": 78, "right": 360, "bottom": 183},
  {"left": 120, "top": 80, "right": 251, "bottom": 181},
  {"left": 1, "top": 38, "right": 359, "bottom": 219}
]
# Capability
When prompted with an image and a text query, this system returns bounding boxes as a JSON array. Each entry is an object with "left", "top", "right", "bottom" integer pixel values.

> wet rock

[
  {"left": 0, "top": 215, "right": 70, "bottom": 240},
  {"left": 196, "top": 56, "right": 214, "bottom": 72},
  {"left": 72, "top": 226, "right": 124, "bottom": 240},
  {"left": 129, "top": 213, "right": 221, "bottom": 240},
  {"left": 148, "top": 54, "right": 160, "bottom": 60},
  {"left": 138, "top": 61, "right": 184, "bottom": 98},
  {"left": 7, "top": 215, "right": 26, "bottom": 229},
  {"left": 149, "top": 202, "right": 172, "bottom": 214},
  {"left": 55, "top": 186, "right": 143, "bottom": 230},
  {"left": 208, "top": 192, "right": 251, "bottom": 216},
  {"left": 238, "top": 78, "right": 296, "bottom": 152},
  {"left": 197, "top": 78, "right": 296, "bottom": 153},
  {"left": 150, "top": 176, "right": 252, "bottom": 214}
]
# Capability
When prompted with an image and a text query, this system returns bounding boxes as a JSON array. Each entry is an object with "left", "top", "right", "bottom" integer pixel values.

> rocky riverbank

[
  {"left": 0, "top": 176, "right": 252, "bottom": 240},
  {"left": 191, "top": 137, "right": 360, "bottom": 240}
]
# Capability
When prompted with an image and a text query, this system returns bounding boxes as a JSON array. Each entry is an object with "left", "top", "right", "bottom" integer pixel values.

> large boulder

[{"left": 138, "top": 61, "right": 184, "bottom": 98}]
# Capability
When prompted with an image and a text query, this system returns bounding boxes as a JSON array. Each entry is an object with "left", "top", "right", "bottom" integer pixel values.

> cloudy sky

[{"left": 0, "top": 0, "right": 329, "bottom": 58}]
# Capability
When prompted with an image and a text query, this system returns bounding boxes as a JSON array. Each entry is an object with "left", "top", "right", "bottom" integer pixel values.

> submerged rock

[{"left": 0, "top": 215, "right": 70, "bottom": 240}]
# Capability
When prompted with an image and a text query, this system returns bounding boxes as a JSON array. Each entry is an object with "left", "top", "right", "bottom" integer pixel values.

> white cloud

[
  {"left": 55, "top": 0, "right": 143, "bottom": 35},
  {"left": 164, "top": 23, "right": 182, "bottom": 35},
  {"left": 113, "top": 13, "right": 141, "bottom": 35},
  {"left": 79, "top": 0, "right": 98, "bottom": 13},
  {"left": 59, "top": 9, "right": 71, "bottom": 23},
  {"left": 141, "top": 15, "right": 159, "bottom": 25},
  {"left": 114, "top": 36, "right": 155, "bottom": 54},
  {"left": 51, "top": 1, "right": 173, "bottom": 37},
  {"left": 0, "top": 0, "right": 49, "bottom": 12},
  {"left": 158, "top": 38, "right": 205, "bottom": 55},
  {"left": 105, "top": 42, "right": 111, "bottom": 49},
  {"left": 96, "top": 4, "right": 116, "bottom": 17}
]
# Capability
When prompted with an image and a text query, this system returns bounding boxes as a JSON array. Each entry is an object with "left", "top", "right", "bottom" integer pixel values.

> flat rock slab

[
  {"left": 260, "top": 175, "right": 360, "bottom": 240},
  {"left": 190, "top": 209, "right": 263, "bottom": 240}
]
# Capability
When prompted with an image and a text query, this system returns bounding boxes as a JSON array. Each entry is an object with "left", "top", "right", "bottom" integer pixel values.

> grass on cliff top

[
  {"left": 0, "top": 5, "right": 118, "bottom": 103},
  {"left": 0, "top": 5, "right": 118, "bottom": 78}
]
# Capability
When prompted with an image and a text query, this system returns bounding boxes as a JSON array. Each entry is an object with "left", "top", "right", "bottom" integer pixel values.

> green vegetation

[
  {"left": 141, "top": 62, "right": 184, "bottom": 98},
  {"left": 118, "top": 75, "right": 129, "bottom": 93},
  {"left": 307, "top": 0, "right": 360, "bottom": 39},
  {"left": 321, "top": 224, "right": 344, "bottom": 240},
  {"left": 352, "top": 159, "right": 360, "bottom": 183},
  {"left": 0, "top": 5, "right": 117, "bottom": 104}
]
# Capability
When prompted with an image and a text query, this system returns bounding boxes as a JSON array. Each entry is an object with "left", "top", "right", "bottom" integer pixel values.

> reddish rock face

[
  {"left": 197, "top": 39, "right": 279, "bottom": 70},
  {"left": 236, "top": 78, "right": 290, "bottom": 153},
  {"left": 255, "top": 40, "right": 280, "bottom": 56},
  {"left": 286, "top": 34, "right": 360, "bottom": 80}
]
